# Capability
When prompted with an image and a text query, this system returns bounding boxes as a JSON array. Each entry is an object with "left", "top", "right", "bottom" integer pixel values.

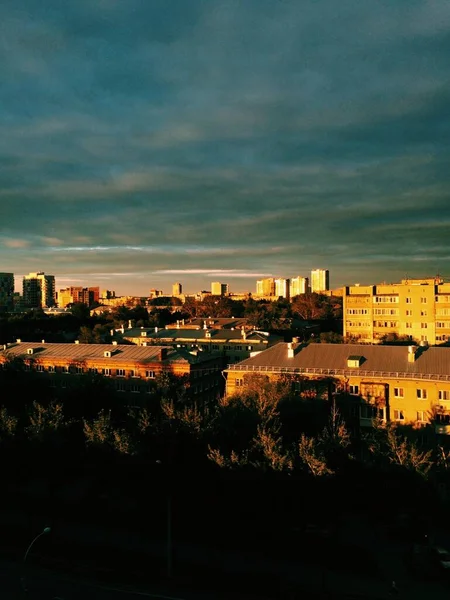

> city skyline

[{"left": 2, "top": 1, "right": 450, "bottom": 296}]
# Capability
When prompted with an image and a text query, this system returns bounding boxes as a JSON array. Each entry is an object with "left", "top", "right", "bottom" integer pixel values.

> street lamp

[{"left": 21, "top": 526, "right": 51, "bottom": 593}]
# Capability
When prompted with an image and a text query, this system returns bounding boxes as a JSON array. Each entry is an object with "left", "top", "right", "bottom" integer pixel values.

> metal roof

[
  {"left": 0, "top": 342, "right": 214, "bottom": 365},
  {"left": 123, "top": 328, "right": 279, "bottom": 343},
  {"left": 227, "top": 343, "right": 450, "bottom": 381}
]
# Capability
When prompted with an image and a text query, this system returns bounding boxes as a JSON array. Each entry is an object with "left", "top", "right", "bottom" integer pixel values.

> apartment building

[
  {"left": 0, "top": 273, "right": 14, "bottom": 312},
  {"left": 310, "top": 269, "right": 330, "bottom": 293},
  {"left": 224, "top": 341, "right": 450, "bottom": 434},
  {"left": 275, "top": 278, "right": 290, "bottom": 299},
  {"left": 211, "top": 282, "right": 228, "bottom": 296},
  {"left": 120, "top": 326, "right": 282, "bottom": 364},
  {"left": 0, "top": 341, "right": 223, "bottom": 404},
  {"left": 256, "top": 278, "right": 275, "bottom": 297},
  {"left": 23, "top": 272, "right": 55, "bottom": 308},
  {"left": 290, "top": 276, "right": 309, "bottom": 297},
  {"left": 343, "top": 278, "right": 450, "bottom": 345},
  {"left": 58, "top": 286, "right": 100, "bottom": 308}
]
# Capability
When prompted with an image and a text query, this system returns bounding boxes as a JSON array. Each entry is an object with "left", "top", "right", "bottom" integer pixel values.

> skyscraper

[
  {"left": 23, "top": 272, "right": 56, "bottom": 308},
  {"left": 310, "top": 269, "right": 330, "bottom": 293},
  {"left": 0, "top": 273, "right": 14, "bottom": 312}
]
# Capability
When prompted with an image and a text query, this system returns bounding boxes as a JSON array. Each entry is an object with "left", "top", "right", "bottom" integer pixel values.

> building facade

[
  {"left": 211, "top": 282, "right": 228, "bottom": 296},
  {"left": 225, "top": 341, "right": 450, "bottom": 434},
  {"left": 58, "top": 286, "right": 100, "bottom": 307},
  {"left": 310, "top": 269, "right": 330, "bottom": 293},
  {"left": 274, "top": 278, "right": 290, "bottom": 299},
  {"left": 256, "top": 278, "right": 275, "bottom": 297},
  {"left": 0, "top": 273, "right": 14, "bottom": 312},
  {"left": 23, "top": 272, "right": 55, "bottom": 308},
  {"left": 120, "top": 326, "right": 282, "bottom": 364},
  {"left": 290, "top": 276, "right": 309, "bottom": 297},
  {"left": 172, "top": 282, "right": 183, "bottom": 296},
  {"left": 343, "top": 278, "right": 450, "bottom": 345},
  {"left": 0, "top": 341, "right": 223, "bottom": 405}
]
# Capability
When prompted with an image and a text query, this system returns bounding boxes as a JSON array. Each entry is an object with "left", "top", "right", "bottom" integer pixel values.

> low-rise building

[
  {"left": 120, "top": 326, "right": 282, "bottom": 364},
  {"left": 225, "top": 341, "right": 450, "bottom": 434},
  {"left": 0, "top": 341, "right": 223, "bottom": 405}
]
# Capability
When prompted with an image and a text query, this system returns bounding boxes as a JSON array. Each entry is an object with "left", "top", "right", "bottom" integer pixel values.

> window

[
  {"left": 393, "top": 387, "right": 404, "bottom": 398},
  {"left": 130, "top": 370, "right": 138, "bottom": 378},
  {"left": 417, "top": 411, "right": 426, "bottom": 422},
  {"left": 361, "top": 405, "right": 382, "bottom": 419},
  {"left": 235, "top": 345, "right": 242, "bottom": 351},
  {"left": 146, "top": 370, "right": 156, "bottom": 379},
  {"left": 60, "top": 380, "right": 66, "bottom": 389},
  {"left": 36, "top": 365, "right": 44, "bottom": 372},
  {"left": 102, "top": 368, "right": 110, "bottom": 376},
  {"left": 416, "top": 389, "right": 427, "bottom": 400},
  {"left": 235, "top": 378, "right": 244, "bottom": 387},
  {"left": 89, "top": 367, "right": 97, "bottom": 374},
  {"left": 406, "top": 323, "right": 412, "bottom": 329},
  {"left": 130, "top": 384, "right": 140, "bottom": 393},
  {"left": 421, "top": 323, "right": 428, "bottom": 329},
  {"left": 439, "top": 390, "right": 450, "bottom": 401},
  {"left": 421, "top": 335, "right": 428, "bottom": 342},
  {"left": 421, "top": 297, "right": 427, "bottom": 304},
  {"left": 349, "top": 385, "right": 359, "bottom": 395},
  {"left": 62, "top": 366, "right": 69, "bottom": 374},
  {"left": 116, "top": 381, "right": 126, "bottom": 392},
  {"left": 247, "top": 346, "right": 253, "bottom": 351},
  {"left": 75, "top": 366, "right": 83, "bottom": 374},
  {"left": 406, "top": 297, "right": 412, "bottom": 304},
  {"left": 393, "top": 410, "right": 405, "bottom": 421},
  {"left": 117, "top": 368, "right": 125, "bottom": 377},
  {"left": 212, "top": 345, "right": 220, "bottom": 350},
  {"left": 420, "top": 310, "right": 427, "bottom": 316},
  {"left": 406, "top": 309, "right": 412, "bottom": 316},
  {"left": 48, "top": 365, "right": 55, "bottom": 373}
]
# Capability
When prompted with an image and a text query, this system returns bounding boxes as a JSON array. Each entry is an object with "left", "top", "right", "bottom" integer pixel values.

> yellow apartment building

[
  {"left": 224, "top": 341, "right": 450, "bottom": 434},
  {"left": 343, "top": 278, "right": 450, "bottom": 345}
]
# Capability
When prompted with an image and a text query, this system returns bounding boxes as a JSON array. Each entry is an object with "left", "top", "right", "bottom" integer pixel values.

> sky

[{"left": 1, "top": 0, "right": 450, "bottom": 296}]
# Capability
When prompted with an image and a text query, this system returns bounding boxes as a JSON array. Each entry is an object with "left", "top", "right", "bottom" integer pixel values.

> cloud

[{"left": 1, "top": 0, "right": 449, "bottom": 293}]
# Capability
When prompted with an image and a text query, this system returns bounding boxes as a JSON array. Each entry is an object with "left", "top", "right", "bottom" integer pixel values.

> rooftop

[{"left": 227, "top": 343, "right": 450, "bottom": 382}]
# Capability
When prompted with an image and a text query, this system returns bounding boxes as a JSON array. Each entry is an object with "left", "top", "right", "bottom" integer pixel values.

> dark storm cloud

[{"left": 1, "top": 0, "right": 450, "bottom": 293}]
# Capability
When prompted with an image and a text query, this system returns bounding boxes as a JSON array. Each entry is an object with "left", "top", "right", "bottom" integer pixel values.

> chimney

[
  {"left": 75, "top": 340, "right": 80, "bottom": 344},
  {"left": 176, "top": 320, "right": 180, "bottom": 329},
  {"left": 241, "top": 327, "right": 246, "bottom": 340},
  {"left": 41, "top": 339, "right": 45, "bottom": 344},
  {"left": 408, "top": 345, "right": 418, "bottom": 362},
  {"left": 159, "top": 348, "right": 168, "bottom": 360},
  {"left": 128, "top": 320, "right": 132, "bottom": 329},
  {"left": 203, "top": 320, "right": 207, "bottom": 330},
  {"left": 155, "top": 327, "right": 158, "bottom": 333},
  {"left": 287, "top": 342, "right": 294, "bottom": 358}
]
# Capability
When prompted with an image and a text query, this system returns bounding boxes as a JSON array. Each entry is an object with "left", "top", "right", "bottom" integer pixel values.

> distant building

[
  {"left": 310, "top": 269, "right": 330, "bottom": 293},
  {"left": 275, "top": 278, "right": 290, "bottom": 299},
  {"left": 101, "top": 290, "right": 116, "bottom": 300},
  {"left": 121, "top": 326, "right": 282, "bottom": 364},
  {"left": 172, "top": 282, "right": 183, "bottom": 296},
  {"left": 211, "top": 282, "right": 228, "bottom": 296},
  {"left": 23, "top": 272, "right": 55, "bottom": 308},
  {"left": 0, "top": 273, "right": 14, "bottom": 312},
  {"left": 290, "top": 276, "right": 309, "bottom": 297},
  {"left": 256, "top": 278, "right": 275, "bottom": 297},
  {"left": 149, "top": 289, "right": 163, "bottom": 298},
  {"left": 58, "top": 287, "right": 100, "bottom": 308}
]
